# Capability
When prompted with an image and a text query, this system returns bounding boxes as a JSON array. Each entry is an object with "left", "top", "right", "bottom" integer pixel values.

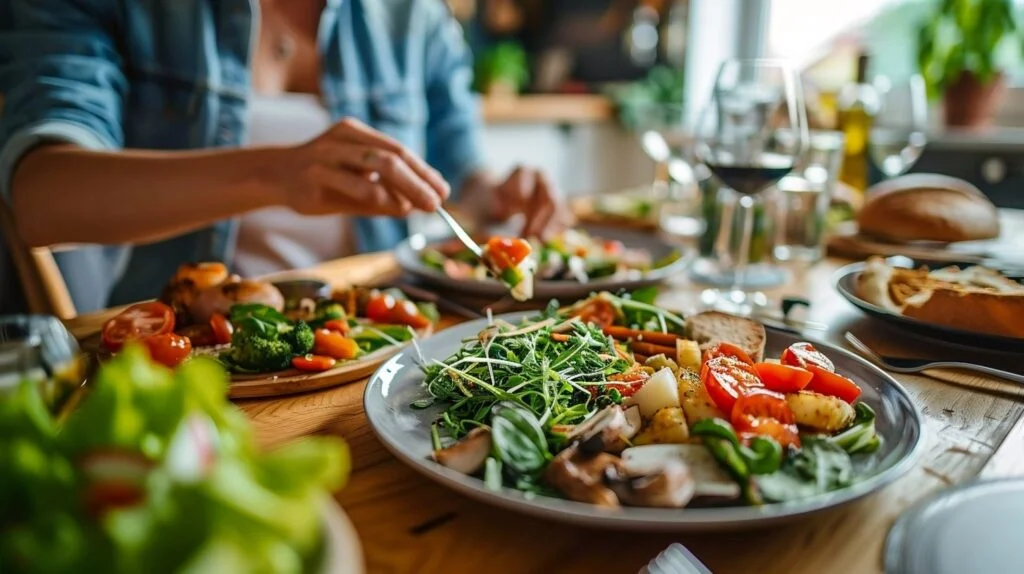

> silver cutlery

[
  {"left": 844, "top": 332, "right": 1024, "bottom": 384},
  {"left": 642, "top": 543, "right": 712, "bottom": 574},
  {"left": 435, "top": 207, "right": 482, "bottom": 257}
]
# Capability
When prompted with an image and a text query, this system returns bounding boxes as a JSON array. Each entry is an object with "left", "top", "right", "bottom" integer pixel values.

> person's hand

[
  {"left": 275, "top": 118, "right": 449, "bottom": 217},
  {"left": 489, "top": 166, "right": 574, "bottom": 238}
]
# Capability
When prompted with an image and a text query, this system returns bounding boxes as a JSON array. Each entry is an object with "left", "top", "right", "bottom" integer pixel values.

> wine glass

[
  {"left": 632, "top": 103, "right": 705, "bottom": 243},
  {"left": 690, "top": 59, "right": 809, "bottom": 315},
  {"left": 869, "top": 74, "right": 928, "bottom": 178}
]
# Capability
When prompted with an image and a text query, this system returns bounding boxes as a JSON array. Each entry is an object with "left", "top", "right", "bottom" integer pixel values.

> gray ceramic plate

[
  {"left": 363, "top": 313, "right": 925, "bottom": 531},
  {"left": 394, "top": 225, "right": 692, "bottom": 301}
]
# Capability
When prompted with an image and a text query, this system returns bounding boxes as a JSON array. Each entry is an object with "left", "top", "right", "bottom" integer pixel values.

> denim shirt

[{"left": 0, "top": 0, "right": 483, "bottom": 311}]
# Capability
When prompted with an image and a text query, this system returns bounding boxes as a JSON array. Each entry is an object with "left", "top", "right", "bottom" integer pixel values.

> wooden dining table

[{"left": 64, "top": 242, "right": 1024, "bottom": 574}]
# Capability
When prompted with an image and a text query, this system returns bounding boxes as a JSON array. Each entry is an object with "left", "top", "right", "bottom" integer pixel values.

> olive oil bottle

[{"left": 836, "top": 52, "right": 880, "bottom": 194}]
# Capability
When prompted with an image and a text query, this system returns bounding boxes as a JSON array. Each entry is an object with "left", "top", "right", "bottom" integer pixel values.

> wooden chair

[{"left": 0, "top": 199, "right": 77, "bottom": 320}]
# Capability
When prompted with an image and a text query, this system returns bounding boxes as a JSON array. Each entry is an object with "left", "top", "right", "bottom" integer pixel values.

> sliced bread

[{"left": 685, "top": 311, "right": 766, "bottom": 363}]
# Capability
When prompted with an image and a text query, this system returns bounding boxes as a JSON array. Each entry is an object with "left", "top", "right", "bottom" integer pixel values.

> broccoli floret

[
  {"left": 316, "top": 302, "right": 346, "bottom": 322},
  {"left": 282, "top": 321, "right": 315, "bottom": 355},
  {"left": 228, "top": 329, "right": 293, "bottom": 372}
]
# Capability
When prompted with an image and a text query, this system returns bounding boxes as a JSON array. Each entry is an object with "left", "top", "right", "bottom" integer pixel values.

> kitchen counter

[{"left": 481, "top": 94, "right": 616, "bottom": 124}]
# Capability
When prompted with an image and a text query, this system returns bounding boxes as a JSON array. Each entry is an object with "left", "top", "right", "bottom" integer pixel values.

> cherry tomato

[
  {"left": 139, "top": 333, "right": 192, "bottom": 368},
  {"left": 753, "top": 362, "right": 814, "bottom": 393},
  {"left": 570, "top": 298, "right": 617, "bottom": 328},
  {"left": 313, "top": 329, "right": 361, "bottom": 360},
  {"left": 176, "top": 324, "right": 216, "bottom": 347},
  {"left": 780, "top": 342, "right": 835, "bottom": 372},
  {"left": 209, "top": 313, "right": 234, "bottom": 345},
  {"left": 484, "top": 237, "right": 532, "bottom": 269},
  {"left": 700, "top": 356, "right": 763, "bottom": 412},
  {"left": 292, "top": 354, "right": 337, "bottom": 372},
  {"left": 84, "top": 481, "right": 146, "bottom": 518},
  {"left": 701, "top": 342, "right": 755, "bottom": 366},
  {"left": 364, "top": 294, "right": 431, "bottom": 329},
  {"left": 805, "top": 365, "right": 862, "bottom": 403},
  {"left": 731, "top": 389, "right": 801, "bottom": 449},
  {"left": 323, "top": 319, "right": 350, "bottom": 334},
  {"left": 595, "top": 370, "right": 651, "bottom": 398},
  {"left": 102, "top": 302, "right": 176, "bottom": 352}
]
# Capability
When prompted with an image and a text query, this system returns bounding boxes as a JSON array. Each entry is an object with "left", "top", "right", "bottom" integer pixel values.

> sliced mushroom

[
  {"left": 544, "top": 444, "right": 624, "bottom": 508},
  {"left": 569, "top": 405, "right": 642, "bottom": 454},
  {"left": 433, "top": 427, "right": 492, "bottom": 475},
  {"left": 622, "top": 444, "right": 740, "bottom": 500},
  {"left": 611, "top": 458, "right": 696, "bottom": 508}
]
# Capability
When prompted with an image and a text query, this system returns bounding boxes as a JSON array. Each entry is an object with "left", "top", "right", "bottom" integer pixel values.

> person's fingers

[
  {"left": 313, "top": 142, "right": 441, "bottom": 212},
  {"left": 330, "top": 118, "right": 451, "bottom": 200},
  {"left": 492, "top": 167, "right": 533, "bottom": 220},
  {"left": 308, "top": 164, "right": 413, "bottom": 218},
  {"left": 522, "top": 172, "right": 557, "bottom": 239}
]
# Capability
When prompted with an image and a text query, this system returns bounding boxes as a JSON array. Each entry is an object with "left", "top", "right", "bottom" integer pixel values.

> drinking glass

[
  {"left": 870, "top": 74, "right": 928, "bottom": 178},
  {"left": 690, "top": 59, "right": 809, "bottom": 314},
  {"left": 632, "top": 103, "right": 705, "bottom": 243},
  {"left": 774, "top": 130, "right": 845, "bottom": 264}
]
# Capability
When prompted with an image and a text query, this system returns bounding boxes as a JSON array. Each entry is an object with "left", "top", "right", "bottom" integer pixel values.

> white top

[{"left": 234, "top": 92, "right": 355, "bottom": 277}]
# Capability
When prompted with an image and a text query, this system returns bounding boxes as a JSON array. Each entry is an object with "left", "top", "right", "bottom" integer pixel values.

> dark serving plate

[{"left": 834, "top": 260, "right": 1024, "bottom": 353}]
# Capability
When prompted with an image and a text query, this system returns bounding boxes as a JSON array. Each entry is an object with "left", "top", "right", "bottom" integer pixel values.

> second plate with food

[
  {"left": 395, "top": 224, "right": 691, "bottom": 301},
  {"left": 834, "top": 258, "right": 1024, "bottom": 353},
  {"left": 364, "top": 301, "right": 923, "bottom": 531}
]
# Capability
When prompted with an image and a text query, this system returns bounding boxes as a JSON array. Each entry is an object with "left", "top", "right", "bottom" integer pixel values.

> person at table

[{"left": 0, "top": 0, "right": 570, "bottom": 310}]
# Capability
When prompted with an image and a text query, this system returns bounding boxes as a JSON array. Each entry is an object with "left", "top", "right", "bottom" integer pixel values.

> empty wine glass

[
  {"left": 870, "top": 74, "right": 928, "bottom": 178},
  {"left": 690, "top": 59, "right": 809, "bottom": 315},
  {"left": 632, "top": 103, "right": 704, "bottom": 243}
]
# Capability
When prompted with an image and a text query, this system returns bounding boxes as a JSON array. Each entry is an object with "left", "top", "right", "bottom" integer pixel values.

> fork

[
  {"left": 642, "top": 543, "right": 712, "bottom": 574},
  {"left": 843, "top": 333, "right": 1024, "bottom": 384},
  {"left": 435, "top": 207, "right": 482, "bottom": 257}
]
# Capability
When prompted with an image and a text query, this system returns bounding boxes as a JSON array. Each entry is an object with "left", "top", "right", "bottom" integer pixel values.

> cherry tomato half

[
  {"left": 292, "top": 354, "right": 337, "bottom": 372},
  {"left": 364, "top": 295, "right": 431, "bottom": 329},
  {"left": 484, "top": 236, "right": 533, "bottom": 269},
  {"left": 780, "top": 342, "right": 835, "bottom": 372},
  {"left": 700, "top": 355, "right": 763, "bottom": 412},
  {"left": 84, "top": 481, "right": 146, "bottom": 519},
  {"left": 176, "top": 324, "right": 216, "bottom": 347},
  {"left": 731, "top": 389, "right": 801, "bottom": 449},
  {"left": 702, "top": 342, "right": 754, "bottom": 366},
  {"left": 102, "top": 302, "right": 176, "bottom": 352},
  {"left": 209, "top": 313, "right": 234, "bottom": 345},
  {"left": 805, "top": 365, "right": 862, "bottom": 403},
  {"left": 753, "top": 362, "right": 814, "bottom": 393},
  {"left": 139, "top": 333, "right": 192, "bottom": 368},
  {"left": 313, "top": 329, "right": 361, "bottom": 360}
]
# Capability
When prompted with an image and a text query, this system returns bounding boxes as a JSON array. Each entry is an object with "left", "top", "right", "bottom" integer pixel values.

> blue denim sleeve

[
  {"left": 420, "top": 3, "right": 485, "bottom": 196},
  {"left": 0, "top": 0, "right": 126, "bottom": 201}
]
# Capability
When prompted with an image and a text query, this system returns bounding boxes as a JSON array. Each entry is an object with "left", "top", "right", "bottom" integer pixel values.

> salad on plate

[{"left": 417, "top": 291, "right": 882, "bottom": 509}]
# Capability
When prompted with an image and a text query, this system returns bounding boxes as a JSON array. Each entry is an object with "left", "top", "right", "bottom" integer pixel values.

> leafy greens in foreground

[{"left": 1, "top": 345, "right": 349, "bottom": 574}]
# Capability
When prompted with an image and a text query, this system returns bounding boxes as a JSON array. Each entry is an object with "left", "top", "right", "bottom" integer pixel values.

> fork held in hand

[{"left": 843, "top": 333, "right": 1024, "bottom": 385}]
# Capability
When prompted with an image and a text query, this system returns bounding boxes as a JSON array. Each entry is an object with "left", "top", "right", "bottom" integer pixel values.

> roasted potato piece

[
  {"left": 633, "top": 407, "right": 690, "bottom": 445},
  {"left": 786, "top": 391, "right": 855, "bottom": 433},
  {"left": 677, "top": 370, "right": 726, "bottom": 425}
]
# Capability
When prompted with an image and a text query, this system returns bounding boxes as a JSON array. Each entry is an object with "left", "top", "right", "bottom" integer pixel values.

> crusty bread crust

[
  {"left": 855, "top": 256, "right": 1024, "bottom": 339},
  {"left": 685, "top": 311, "right": 766, "bottom": 362},
  {"left": 857, "top": 175, "right": 1000, "bottom": 243}
]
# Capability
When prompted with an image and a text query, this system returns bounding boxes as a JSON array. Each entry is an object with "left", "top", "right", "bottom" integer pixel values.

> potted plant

[
  {"left": 917, "top": 0, "right": 1022, "bottom": 127},
  {"left": 473, "top": 42, "right": 530, "bottom": 97}
]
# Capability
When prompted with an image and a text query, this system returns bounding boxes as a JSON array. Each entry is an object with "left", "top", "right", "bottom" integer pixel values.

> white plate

[{"left": 363, "top": 313, "right": 925, "bottom": 531}]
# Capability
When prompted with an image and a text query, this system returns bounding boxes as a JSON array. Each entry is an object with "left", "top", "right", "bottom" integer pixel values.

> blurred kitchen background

[{"left": 451, "top": 0, "right": 1024, "bottom": 209}]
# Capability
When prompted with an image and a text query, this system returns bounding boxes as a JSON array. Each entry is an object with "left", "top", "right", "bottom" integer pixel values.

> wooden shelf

[{"left": 481, "top": 94, "right": 616, "bottom": 124}]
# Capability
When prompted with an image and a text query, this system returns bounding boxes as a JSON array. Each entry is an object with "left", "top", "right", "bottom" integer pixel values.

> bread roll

[
  {"left": 684, "top": 311, "right": 766, "bottom": 363},
  {"left": 857, "top": 174, "right": 1000, "bottom": 243}
]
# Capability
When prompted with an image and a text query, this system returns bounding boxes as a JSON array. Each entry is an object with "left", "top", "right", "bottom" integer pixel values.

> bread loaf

[{"left": 857, "top": 174, "right": 1000, "bottom": 243}]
